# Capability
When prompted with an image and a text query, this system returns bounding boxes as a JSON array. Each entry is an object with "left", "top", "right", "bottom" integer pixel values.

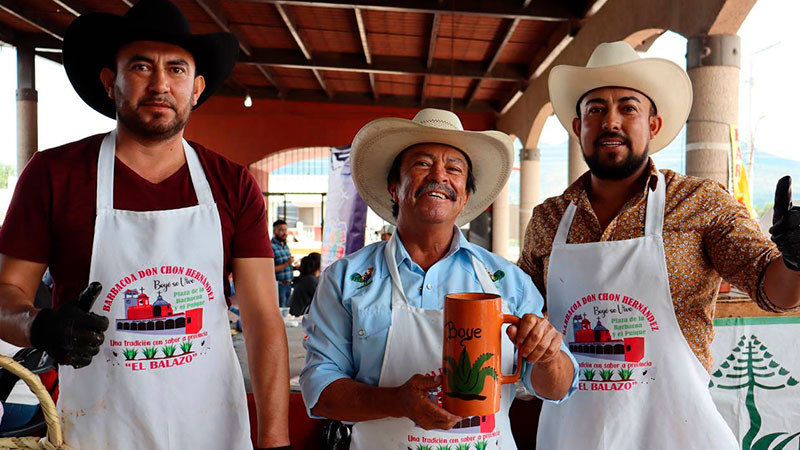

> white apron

[
  {"left": 58, "top": 132, "right": 251, "bottom": 450},
  {"left": 350, "top": 233, "right": 518, "bottom": 450},
  {"left": 537, "top": 171, "right": 738, "bottom": 449}
]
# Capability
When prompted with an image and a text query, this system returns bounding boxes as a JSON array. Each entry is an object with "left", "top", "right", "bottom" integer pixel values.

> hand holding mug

[
  {"left": 396, "top": 374, "right": 461, "bottom": 430},
  {"left": 506, "top": 313, "right": 563, "bottom": 364}
]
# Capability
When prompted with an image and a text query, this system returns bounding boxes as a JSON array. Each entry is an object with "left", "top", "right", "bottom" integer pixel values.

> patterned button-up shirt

[
  {"left": 271, "top": 237, "right": 293, "bottom": 281},
  {"left": 519, "top": 159, "right": 789, "bottom": 371}
]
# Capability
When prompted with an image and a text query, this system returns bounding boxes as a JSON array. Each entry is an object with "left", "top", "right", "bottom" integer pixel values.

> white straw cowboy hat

[
  {"left": 351, "top": 108, "right": 513, "bottom": 227},
  {"left": 549, "top": 41, "right": 692, "bottom": 153}
]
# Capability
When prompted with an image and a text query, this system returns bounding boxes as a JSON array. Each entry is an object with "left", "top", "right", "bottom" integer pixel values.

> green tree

[
  {"left": 0, "top": 163, "right": 15, "bottom": 189},
  {"left": 711, "top": 334, "right": 800, "bottom": 450}
]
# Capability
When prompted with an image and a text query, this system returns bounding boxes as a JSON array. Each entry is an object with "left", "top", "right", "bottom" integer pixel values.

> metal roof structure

[{"left": 0, "top": 0, "right": 605, "bottom": 113}]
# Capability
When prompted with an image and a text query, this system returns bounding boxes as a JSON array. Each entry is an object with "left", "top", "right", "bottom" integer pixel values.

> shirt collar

[
  {"left": 393, "top": 225, "right": 472, "bottom": 269},
  {"left": 563, "top": 157, "right": 660, "bottom": 207}
]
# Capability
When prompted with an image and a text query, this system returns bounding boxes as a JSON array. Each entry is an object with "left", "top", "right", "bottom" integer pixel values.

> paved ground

[{"left": 233, "top": 321, "right": 306, "bottom": 393}]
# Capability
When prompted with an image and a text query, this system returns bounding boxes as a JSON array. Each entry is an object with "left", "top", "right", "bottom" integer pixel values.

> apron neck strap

[
  {"left": 553, "top": 203, "right": 578, "bottom": 245},
  {"left": 384, "top": 233, "right": 407, "bottom": 307},
  {"left": 383, "top": 232, "right": 499, "bottom": 306},
  {"left": 96, "top": 131, "right": 215, "bottom": 210},
  {"left": 644, "top": 170, "right": 666, "bottom": 236},
  {"left": 553, "top": 170, "right": 666, "bottom": 244},
  {"left": 470, "top": 255, "right": 499, "bottom": 295}
]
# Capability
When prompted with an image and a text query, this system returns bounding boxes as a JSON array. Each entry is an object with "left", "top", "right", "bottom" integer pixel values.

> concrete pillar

[
  {"left": 568, "top": 134, "right": 588, "bottom": 185},
  {"left": 518, "top": 147, "right": 540, "bottom": 244},
  {"left": 16, "top": 44, "right": 37, "bottom": 175},
  {"left": 491, "top": 178, "right": 510, "bottom": 259},
  {"left": 686, "top": 34, "right": 741, "bottom": 188}
]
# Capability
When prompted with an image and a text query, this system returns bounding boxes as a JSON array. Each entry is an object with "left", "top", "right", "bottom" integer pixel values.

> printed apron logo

[
  {"left": 102, "top": 265, "right": 214, "bottom": 372},
  {"left": 561, "top": 292, "right": 659, "bottom": 393},
  {"left": 710, "top": 334, "right": 800, "bottom": 450}
]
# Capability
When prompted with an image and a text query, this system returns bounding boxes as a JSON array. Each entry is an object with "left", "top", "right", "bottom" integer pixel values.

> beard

[
  {"left": 583, "top": 131, "right": 649, "bottom": 180},
  {"left": 115, "top": 88, "right": 191, "bottom": 141}
]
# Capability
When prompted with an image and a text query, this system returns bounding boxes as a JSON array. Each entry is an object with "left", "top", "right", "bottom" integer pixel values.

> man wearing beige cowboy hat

[
  {"left": 300, "top": 108, "right": 578, "bottom": 449},
  {"left": 519, "top": 40, "right": 800, "bottom": 448},
  {"left": 0, "top": 0, "right": 291, "bottom": 449}
]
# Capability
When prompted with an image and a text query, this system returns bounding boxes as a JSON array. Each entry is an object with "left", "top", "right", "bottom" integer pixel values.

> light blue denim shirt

[{"left": 300, "top": 229, "right": 578, "bottom": 416}]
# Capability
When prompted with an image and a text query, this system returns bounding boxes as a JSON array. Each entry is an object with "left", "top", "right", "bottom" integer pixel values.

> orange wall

[{"left": 184, "top": 96, "right": 497, "bottom": 165}]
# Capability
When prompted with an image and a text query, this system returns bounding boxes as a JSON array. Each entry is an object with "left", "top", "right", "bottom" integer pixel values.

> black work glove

[
  {"left": 30, "top": 282, "right": 109, "bottom": 368},
  {"left": 769, "top": 176, "right": 800, "bottom": 271}
]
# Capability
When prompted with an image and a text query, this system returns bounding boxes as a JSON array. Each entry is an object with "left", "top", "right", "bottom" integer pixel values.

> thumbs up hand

[
  {"left": 769, "top": 176, "right": 800, "bottom": 271},
  {"left": 30, "top": 282, "right": 109, "bottom": 368}
]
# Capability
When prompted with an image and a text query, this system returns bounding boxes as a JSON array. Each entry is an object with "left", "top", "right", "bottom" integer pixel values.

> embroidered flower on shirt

[
  {"left": 350, "top": 267, "right": 374, "bottom": 289},
  {"left": 488, "top": 269, "right": 505, "bottom": 282}
]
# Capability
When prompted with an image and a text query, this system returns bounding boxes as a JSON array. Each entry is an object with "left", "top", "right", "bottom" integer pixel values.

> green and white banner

[{"left": 710, "top": 317, "right": 800, "bottom": 450}]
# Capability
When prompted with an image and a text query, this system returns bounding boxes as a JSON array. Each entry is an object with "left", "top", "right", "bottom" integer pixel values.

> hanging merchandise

[
  {"left": 729, "top": 125, "right": 756, "bottom": 217},
  {"left": 321, "top": 146, "right": 367, "bottom": 269}
]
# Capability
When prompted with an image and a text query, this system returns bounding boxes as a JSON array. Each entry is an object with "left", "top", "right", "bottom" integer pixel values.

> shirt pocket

[{"left": 351, "top": 305, "right": 391, "bottom": 376}]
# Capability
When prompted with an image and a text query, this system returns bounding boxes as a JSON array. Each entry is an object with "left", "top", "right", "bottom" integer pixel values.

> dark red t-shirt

[{"left": 0, "top": 133, "right": 273, "bottom": 307}]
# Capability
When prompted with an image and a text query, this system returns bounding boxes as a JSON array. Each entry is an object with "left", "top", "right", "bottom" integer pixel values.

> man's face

[
  {"left": 572, "top": 87, "right": 663, "bottom": 180},
  {"left": 100, "top": 41, "right": 205, "bottom": 141},
  {"left": 388, "top": 143, "right": 470, "bottom": 226},
  {"left": 274, "top": 224, "right": 288, "bottom": 241}
]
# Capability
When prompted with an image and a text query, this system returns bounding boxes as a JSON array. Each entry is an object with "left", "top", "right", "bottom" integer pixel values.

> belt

[{"left": 277, "top": 280, "right": 292, "bottom": 284}]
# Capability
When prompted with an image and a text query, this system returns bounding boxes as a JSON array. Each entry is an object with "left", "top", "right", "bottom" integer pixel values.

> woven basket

[{"left": 0, "top": 355, "right": 70, "bottom": 450}]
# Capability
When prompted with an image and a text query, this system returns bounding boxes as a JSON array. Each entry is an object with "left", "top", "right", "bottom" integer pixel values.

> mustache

[
  {"left": 594, "top": 131, "right": 631, "bottom": 148},
  {"left": 415, "top": 182, "right": 456, "bottom": 201},
  {"left": 138, "top": 96, "right": 176, "bottom": 110}
]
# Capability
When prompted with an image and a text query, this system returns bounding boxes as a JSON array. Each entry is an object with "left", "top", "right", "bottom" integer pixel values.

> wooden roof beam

[
  {"left": 353, "top": 8, "right": 376, "bottom": 100},
  {"left": 246, "top": 49, "right": 526, "bottom": 82},
  {"left": 0, "top": 0, "right": 63, "bottom": 41},
  {"left": 274, "top": 3, "right": 331, "bottom": 97},
  {"left": 218, "top": 87, "right": 497, "bottom": 112},
  {"left": 368, "top": 72, "right": 378, "bottom": 101},
  {"left": 467, "top": 17, "right": 520, "bottom": 107},
  {"left": 354, "top": 8, "right": 370, "bottom": 65},
  {"left": 194, "top": 0, "right": 253, "bottom": 56},
  {"left": 51, "top": 0, "right": 84, "bottom": 17},
  {"left": 420, "top": 12, "right": 440, "bottom": 106},
  {"left": 274, "top": 3, "right": 311, "bottom": 59},
  {"left": 193, "top": 0, "right": 286, "bottom": 94},
  {"left": 241, "top": 0, "right": 575, "bottom": 21}
]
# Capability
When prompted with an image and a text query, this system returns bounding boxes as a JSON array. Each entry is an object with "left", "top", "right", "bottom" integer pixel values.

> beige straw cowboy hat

[
  {"left": 351, "top": 108, "right": 514, "bottom": 227},
  {"left": 548, "top": 41, "right": 693, "bottom": 153}
]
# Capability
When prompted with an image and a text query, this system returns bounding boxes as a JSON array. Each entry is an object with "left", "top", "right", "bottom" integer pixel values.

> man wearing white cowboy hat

[
  {"left": 300, "top": 108, "right": 579, "bottom": 450},
  {"left": 519, "top": 41, "right": 800, "bottom": 448},
  {"left": 0, "top": 0, "right": 291, "bottom": 449}
]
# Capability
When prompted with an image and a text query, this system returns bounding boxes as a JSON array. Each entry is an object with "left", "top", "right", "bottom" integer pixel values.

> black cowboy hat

[{"left": 62, "top": 0, "right": 239, "bottom": 119}]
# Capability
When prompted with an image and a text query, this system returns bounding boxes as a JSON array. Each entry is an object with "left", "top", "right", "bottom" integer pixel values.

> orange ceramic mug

[{"left": 442, "top": 292, "right": 522, "bottom": 416}]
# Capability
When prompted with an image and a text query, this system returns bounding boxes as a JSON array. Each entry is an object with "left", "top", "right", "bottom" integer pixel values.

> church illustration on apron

[{"left": 560, "top": 292, "right": 658, "bottom": 391}]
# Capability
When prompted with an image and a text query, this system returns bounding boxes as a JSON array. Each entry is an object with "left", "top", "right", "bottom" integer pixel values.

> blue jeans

[
  {"left": 278, "top": 282, "right": 291, "bottom": 308},
  {"left": 0, "top": 403, "right": 38, "bottom": 431}
]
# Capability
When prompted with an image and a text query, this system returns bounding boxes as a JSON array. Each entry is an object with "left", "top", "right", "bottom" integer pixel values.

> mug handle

[{"left": 500, "top": 314, "right": 523, "bottom": 384}]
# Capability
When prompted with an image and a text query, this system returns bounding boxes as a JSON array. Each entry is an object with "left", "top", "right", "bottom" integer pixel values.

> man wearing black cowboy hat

[{"left": 0, "top": 1, "right": 290, "bottom": 449}]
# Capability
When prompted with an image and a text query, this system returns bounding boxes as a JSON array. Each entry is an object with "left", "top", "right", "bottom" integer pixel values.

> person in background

[
  {"left": 289, "top": 252, "right": 321, "bottom": 316},
  {"left": 272, "top": 220, "right": 295, "bottom": 308}
]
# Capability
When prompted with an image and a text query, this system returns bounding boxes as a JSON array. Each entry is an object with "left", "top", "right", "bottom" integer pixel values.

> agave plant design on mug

[{"left": 443, "top": 347, "right": 498, "bottom": 400}]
